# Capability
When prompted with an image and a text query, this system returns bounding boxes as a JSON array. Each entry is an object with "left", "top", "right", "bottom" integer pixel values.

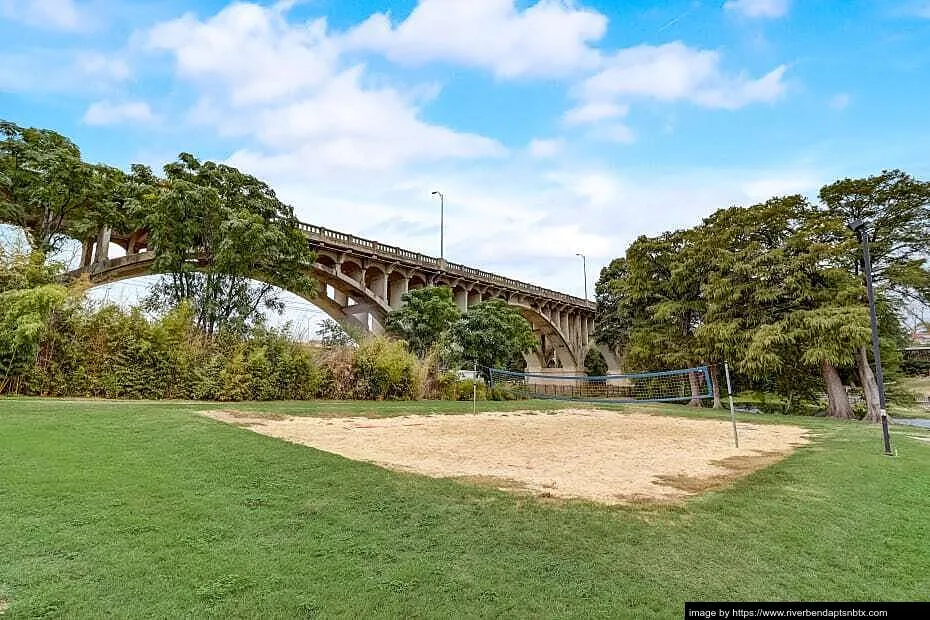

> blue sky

[{"left": 3, "top": 0, "right": 930, "bottom": 331}]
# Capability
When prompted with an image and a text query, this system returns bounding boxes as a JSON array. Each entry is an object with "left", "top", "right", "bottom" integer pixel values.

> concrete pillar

[
  {"left": 94, "top": 227, "right": 111, "bottom": 264},
  {"left": 333, "top": 289, "right": 348, "bottom": 308},
  {"left": 370, "top": 271, "right": 388, "bottom": 302},
  {"left": 370, "top": 314, "right": 386, "bottom": 336},
  {"left": 389, "top": 275, "right": 409, "bottom": 308},
  {"left": 560, "top": 312, "right": 570, "bottom": 339},
  {"left": 552, "top": 309, "right": 562, "bottom": 335},
  {"left": 454, "top": 288, "right": 468, "bottom": 312},
  {"left": 467, "top": 289, "right": 482, "bottom": 307}
]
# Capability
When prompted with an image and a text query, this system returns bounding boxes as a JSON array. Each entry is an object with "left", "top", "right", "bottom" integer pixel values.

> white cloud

[
  {"left": 145, "top": 2, "right": 504, "bottom": 173},
  {"left": 0, "top": 50, "right": 129, "bottom": 94},
  {"left": 146, "top": 3, "right": 338, "bottom": 106},
  {"left": 829, "top": 93, "right": 850, "bottom": 110},
  {"left": 342, "top": 0, "right": 607, "bottom": 78},
  {"left": 563, "top": 102, "right": 629, "bottom": 126},
  {"left": 0, "top": 0, "right": 84, "bottom": 31},
  {"left": 575, "top": 42, "right": 787, "bottom": 111},
  {"left": 527, "top": 138, "right": 564, "bottom": 158},
  {"left": 723, "top": 0, "right": 790, "bottom": 19},
  {"left": 83, "top": 100, "right": 156, "bottom": 126}
]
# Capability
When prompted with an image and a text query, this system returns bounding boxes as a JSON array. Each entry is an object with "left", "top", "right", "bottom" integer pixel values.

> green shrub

[{"left": 352, "top": 337, "right": 422, "bottom": 400}]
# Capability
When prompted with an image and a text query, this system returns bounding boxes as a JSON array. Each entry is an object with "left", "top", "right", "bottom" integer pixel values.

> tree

[
  {"left": 444, "top": 300, "right": 536, "bottom": 378},
  {"left": 384, "top": 286, "right": 460, "bottom": 357},
  {"left": 0, "top": 249, "right": 70, "bottom": 391},
  {"left": 0, "top": 121, "right": 113, "bottom": 253},
  {"left": 584, "top": 347, "right": 608, "bottom": 377},
  {"left": 696, "top": 197, "right": 870, "bottom": 418},
  {"left": 135, "top": 154, "right": 315, "bottom": 336},
  {"left": 594, "top": 230, "right": 710, "bottom": 406},
  {"left": 819, "top": 170, "right": 930, "bottom": 421}
]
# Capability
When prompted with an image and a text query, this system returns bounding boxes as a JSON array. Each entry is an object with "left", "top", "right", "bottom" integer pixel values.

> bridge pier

[
  {"left": 388, "top": 272, "right": 408, "bottom": 309},
  {"left": 93, "top": 227, "right": 111, "bottom": 264},
  {"left": 454, "top": 288, "right": 468, "bottom": 312}
]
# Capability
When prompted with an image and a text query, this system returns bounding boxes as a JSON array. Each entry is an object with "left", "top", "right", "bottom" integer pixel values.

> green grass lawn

[{"left": 2, "top": 398, "right": 930, "bottom": 618}]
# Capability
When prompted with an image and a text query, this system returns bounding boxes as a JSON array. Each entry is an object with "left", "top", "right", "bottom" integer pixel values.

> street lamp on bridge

[
  {"left": 575, "top": 252, "right": 588, "bottom": 300},
  {"left": 431, "top": 191, "right": 444, "bottom": 261}
]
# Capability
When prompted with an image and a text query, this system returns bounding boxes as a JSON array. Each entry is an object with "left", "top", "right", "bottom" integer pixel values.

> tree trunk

[
  {"left": 80, "top": 239, "right": 94, "bottom": 267},
  {"left": 688, "top": 371, "right": 702, "bottom": 408},
  {"left": 855, "top": 346, "right": 882, "bottom": 423},
  {"left": 821, "top": 359, "right": 852, "bottom": 419},
  {"left": 709, "top": 363, "right": 722, "bottom": 409}
]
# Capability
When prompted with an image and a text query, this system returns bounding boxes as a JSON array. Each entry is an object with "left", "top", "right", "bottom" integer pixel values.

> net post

[
  {"left": 473, "top": 360, "right": 478, "bottom": 415},
  {"left": 724, "top": 361, "right": 739, "bottom": 449}
]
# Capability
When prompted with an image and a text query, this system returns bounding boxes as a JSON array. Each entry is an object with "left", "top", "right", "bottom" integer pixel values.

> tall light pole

[
  {"left": 575, "top": 252, "right": 588, "bottom": 300},
  {"left": 431, "top": 191, "right": 444, "bottom": 261},
  {"left": 849, "top": 219, "right": 893, "bottom": 456}
]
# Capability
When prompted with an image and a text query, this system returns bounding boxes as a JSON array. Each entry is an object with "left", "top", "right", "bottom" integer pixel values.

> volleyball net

[{"left": 487, "top": 365, "right": 713, "bottom": 404}]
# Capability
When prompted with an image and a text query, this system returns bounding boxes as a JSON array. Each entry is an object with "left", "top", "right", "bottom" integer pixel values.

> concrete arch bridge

[{"left": 73, "top": 221, "right": 619, "bottom": 375}]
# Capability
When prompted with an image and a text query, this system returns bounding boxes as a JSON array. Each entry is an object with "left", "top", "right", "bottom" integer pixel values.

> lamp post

[
  {"left": 431, "top": 191, "right": 444, "bottom": 261},
  {"left": 849, "top": 218, "right": 893, "bottom": 456},
  {"left": 575, "top": 252, "right": 588, "bottom": 300}
]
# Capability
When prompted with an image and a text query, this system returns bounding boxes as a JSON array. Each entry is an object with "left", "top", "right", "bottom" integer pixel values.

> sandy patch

[{"left": 203, "top": 409, "right": 808, "bottom": 504}]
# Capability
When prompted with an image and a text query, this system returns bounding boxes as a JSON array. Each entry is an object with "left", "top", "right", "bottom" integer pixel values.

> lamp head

[{"left": 431, "top": 191, "right": 440, "bottom": 196}]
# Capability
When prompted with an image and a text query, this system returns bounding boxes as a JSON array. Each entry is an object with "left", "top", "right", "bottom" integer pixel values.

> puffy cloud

[
  {"left": 575, "top": 42, "right": 787, "bottom": 111},
  {"left": 83, "top": 100, "right": 157, "bottom": 126},
  {"left": 723, "top": 0, "right": 790, "bottom": 19},
  {"left": 0, "top": 50, "right": 129, "bottom": 94},
  {"left": 0, "top": 0, "right": 84, "bottom": 31},
  {"left": 145, "top": 2, "right": 504, "bottom": 173},
  {"left": 146, "top": 3, "right": 338, "bottom": 106},
  {"left": 342, "top": 0, "right": 607, "bottom": 78},
  {"left": 563, "top": 102, "right": 629, "bottom": 126}
]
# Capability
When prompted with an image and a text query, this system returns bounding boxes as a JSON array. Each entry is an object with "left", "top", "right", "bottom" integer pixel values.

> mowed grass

[{"left": 2, "top": 399, "right": 930, "bottom": 618}]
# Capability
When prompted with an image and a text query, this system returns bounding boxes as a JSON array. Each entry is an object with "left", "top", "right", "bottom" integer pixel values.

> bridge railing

[{"left": 298, "top": 222, "right": 594, "bottom": 308}]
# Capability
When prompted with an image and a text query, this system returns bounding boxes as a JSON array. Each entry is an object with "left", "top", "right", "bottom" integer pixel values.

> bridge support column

[
  {"left": 370, "top": 271, "right": 388, "bottom": 301},
  {"left": 93, "top": 227, "right": 111, "bottom": 264},
  {"left": 389, "top": 275, "right": 408, "bottom": 308},
  {"left": 332, "top": 289, "right": 348, "bottom": 308},
  {"left": 467, "top": 289, "right": 482, "bottom": 308},
  {"left": 454, "top": 288, "right": 468, "bottom": 312}
]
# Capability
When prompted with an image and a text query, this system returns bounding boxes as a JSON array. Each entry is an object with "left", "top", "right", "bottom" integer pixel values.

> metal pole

[
  {"left": 473, "top": 360, "right": 478, "bottom": 415},
  {"left": 858, "top": 231, "right": 894, "bottom": 455},
  {"left": 431, "top": 191, "right": 444, "bottom": 261},
  {"left": 724, "top": 362, "right": 739, "bottom": 449},
  {"left": 576, "top": 253, "right": 588, "bottom": 300}
]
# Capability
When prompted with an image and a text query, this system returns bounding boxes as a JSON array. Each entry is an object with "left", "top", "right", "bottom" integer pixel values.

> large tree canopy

[
  {"left": 444, "top": 300, "right": 536, "bottom": 378},
  {"left": 135, "top": 153, "right": 315, "bottom": 336},
  {"left": 595, "top": 193, "right": 876, "bottom": 417},
  {"left": 0, "top": 121, "right": 121, "bottom": 253}
]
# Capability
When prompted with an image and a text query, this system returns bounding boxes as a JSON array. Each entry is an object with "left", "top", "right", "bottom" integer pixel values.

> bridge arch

[
  {"left": 78, "top": 253, "right": 392, "bottom": 337},
  {"left": 509, "top": 302, "right": 580, "bottom": 370}
]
